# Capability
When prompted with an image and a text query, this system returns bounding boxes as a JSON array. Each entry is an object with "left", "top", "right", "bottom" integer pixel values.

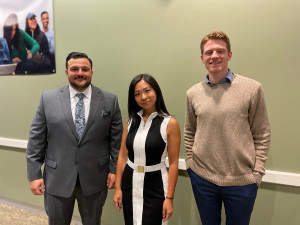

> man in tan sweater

[{"left": 184, "top": 31, "right": 271, "bottom": 225}]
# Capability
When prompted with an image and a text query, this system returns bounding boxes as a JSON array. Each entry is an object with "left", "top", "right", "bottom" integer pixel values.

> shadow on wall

[{"left": 253, "top": 182, "right": 300, "bottom": 225}]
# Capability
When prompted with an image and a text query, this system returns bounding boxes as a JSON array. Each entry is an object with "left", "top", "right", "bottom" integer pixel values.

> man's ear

[
  {"left": 228, "top": 51, "right": 232, "bottom": 61},
  {"left": 200, "top": 55, "right": 204, "bottom": 64}
]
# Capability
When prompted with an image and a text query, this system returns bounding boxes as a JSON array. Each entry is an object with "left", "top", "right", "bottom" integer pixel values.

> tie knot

[{"left": 76, "top": 93, "right": 85, "bottom": 100}]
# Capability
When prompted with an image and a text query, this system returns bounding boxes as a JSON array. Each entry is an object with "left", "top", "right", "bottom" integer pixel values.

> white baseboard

[
  {"left": 0, "top": 137, "right": 27, "bottom": 149},
  {"left": 1, "top": 137, "right": 300, "bottom": 187},
  {"left": 172, "top": 159, "right": 300, "bottom": 187}
]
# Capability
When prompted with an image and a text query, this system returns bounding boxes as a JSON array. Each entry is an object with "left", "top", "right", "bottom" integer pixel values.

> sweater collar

[{"left": 205, "top": 69, "right": 234, "bottom": 85}]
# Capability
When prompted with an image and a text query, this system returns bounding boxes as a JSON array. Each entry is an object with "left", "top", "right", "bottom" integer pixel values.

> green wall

[{"left": 1, "top": 0, "right": 300, "bottom": 224}]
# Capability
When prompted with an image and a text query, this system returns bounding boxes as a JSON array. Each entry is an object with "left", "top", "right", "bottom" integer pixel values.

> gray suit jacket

[{"left": 26, "top": 85, "right": 123, "bottom": 198}]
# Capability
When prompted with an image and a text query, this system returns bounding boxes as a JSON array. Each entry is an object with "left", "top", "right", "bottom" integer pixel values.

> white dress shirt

[{"left": 69, "top": 84, "right": 92, "bottom": 123}]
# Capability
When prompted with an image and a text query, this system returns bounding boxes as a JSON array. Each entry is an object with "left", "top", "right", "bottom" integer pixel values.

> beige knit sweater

[{"left": 184, "top": 74, "right": 271, "bottom": 186}]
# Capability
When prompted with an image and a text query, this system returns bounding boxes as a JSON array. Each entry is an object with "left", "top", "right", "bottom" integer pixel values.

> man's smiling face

[
  {"left": 201, "top": 39, "right": 232, "bottom": 76},
  {"left": 65, "top": 58, "right": 93, "bottom": 92}
]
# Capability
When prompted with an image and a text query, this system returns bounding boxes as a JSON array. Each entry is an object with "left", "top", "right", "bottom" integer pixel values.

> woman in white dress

[{"left": 113, "top": 74, "right": 180, "bottom": 225}]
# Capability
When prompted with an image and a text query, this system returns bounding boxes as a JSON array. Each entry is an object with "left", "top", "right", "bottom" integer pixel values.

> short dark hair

[
  {"left": 65, "top": 52, "right": 93, "bottom": 69},
  {"left": 128, "top": 74, "right": 169, "bottom": 129},
  {"left": 41, "top": 11, "right": 48, "bottom": 17}
]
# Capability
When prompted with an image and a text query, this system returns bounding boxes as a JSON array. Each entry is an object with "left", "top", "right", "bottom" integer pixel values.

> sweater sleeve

[
  {"left": 249, "top": 85, "right": 271, "bottom": 184},
  {"left": 184, "top": 92, "right": 197, "bottom": 169},
  {"left": 22, "top": 30, "right": 40, "bottom": 56}
]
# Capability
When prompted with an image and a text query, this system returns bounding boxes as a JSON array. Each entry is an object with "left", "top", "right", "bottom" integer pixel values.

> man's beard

[
  {"left": 69, "top": 79, "right": 91, "bottom": 91},
  {"left": 43, "top": 23, "right": 48, "bottom": 29}
]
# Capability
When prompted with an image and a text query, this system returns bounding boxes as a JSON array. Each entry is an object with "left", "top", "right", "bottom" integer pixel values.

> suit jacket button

[{"left": 75, "top": 162, "right": 78, "bottom": 165}]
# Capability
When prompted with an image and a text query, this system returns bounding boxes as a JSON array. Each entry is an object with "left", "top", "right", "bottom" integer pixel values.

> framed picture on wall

[{"left": 0, "top": 0, "right": 55, "bottom": 75}]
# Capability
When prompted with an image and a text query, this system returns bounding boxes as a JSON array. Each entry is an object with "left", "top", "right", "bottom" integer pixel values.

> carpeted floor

[
  {"left": 0, "top": 197, "right": 81, "bottom": 225},
  {"left": 0, "top": 203, "right": 49, "bottom": 225}
]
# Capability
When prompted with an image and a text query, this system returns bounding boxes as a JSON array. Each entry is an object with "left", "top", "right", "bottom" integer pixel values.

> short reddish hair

[{"left": 200, "top": 31, "right": 231, "bottom": 54}]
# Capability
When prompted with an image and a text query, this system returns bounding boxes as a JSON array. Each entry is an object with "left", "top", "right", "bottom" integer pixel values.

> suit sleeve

[
  {"left": 26, "top": 93, "right": 47, "bottom": 181},
  {"left": 108, "top": 96, "right": 123, "bottom": 174}
]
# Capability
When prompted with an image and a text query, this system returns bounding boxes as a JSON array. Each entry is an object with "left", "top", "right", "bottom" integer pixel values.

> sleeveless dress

[{"left": 122, "top": 110, "right": 171, "bottom": 225}]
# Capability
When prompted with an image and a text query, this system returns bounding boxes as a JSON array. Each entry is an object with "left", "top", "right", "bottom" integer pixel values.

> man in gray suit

[{"left": 26, "top": 52, "right": 123, "bottom": 225}]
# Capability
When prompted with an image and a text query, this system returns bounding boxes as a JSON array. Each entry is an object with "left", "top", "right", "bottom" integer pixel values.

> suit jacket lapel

[
  {"left": 80, "top": 85, "right": 102, "bottom": 140},
  {"left": 59, "top": 86, "right": 79, "bottom": 140}
]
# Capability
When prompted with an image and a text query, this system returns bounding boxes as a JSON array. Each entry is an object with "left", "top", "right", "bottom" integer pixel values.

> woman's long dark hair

[
  {"left": 25, "top": 19, "right": 42, "bottom": 38},
  {"left": 25, "top": 19, "right": 42, "bottom": 39},
  {"left": 3, "top": 24, "right": 20, "bottom": 52},
  {"left": 128, "top": 74, "right": 170, "bottom": 129}
]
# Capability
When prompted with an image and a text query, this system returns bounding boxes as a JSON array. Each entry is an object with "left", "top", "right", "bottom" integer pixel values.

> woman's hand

[
  {"left": 113, "top": 189, "right": 123, "bottom": 211},
  {"left": 162, "top": 198, "right": 174, "bottom": 222},
  {"left": 12, "top": 57, "right": 22, "bottom": 63},
  {"left": 27, "top": 50, "right": 33, "bottom": 59}
]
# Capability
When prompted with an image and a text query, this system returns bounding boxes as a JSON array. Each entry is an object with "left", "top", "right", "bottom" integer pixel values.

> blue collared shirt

[{"left": 205, "top": 69, "right": 234, "bottom": 85}]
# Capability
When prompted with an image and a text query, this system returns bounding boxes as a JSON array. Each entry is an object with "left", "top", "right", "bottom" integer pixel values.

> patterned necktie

[{"left": 75, "top": 93, "right": 85, "bottom": 138}]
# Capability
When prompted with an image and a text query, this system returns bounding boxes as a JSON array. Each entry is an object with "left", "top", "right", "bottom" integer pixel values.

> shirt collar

[
  {"left": 137, "top": 109, "right": 158, "bottom": 119},
  {"left": 205, "top": 69, "right": 234, "bottom": 85},
  {"left": 69, "top": 84, "right": 92, "bottom": 99}
]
